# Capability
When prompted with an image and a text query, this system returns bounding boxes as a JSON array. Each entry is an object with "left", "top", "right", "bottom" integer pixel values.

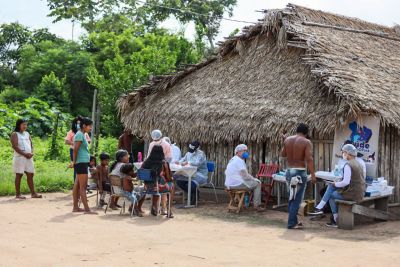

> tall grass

[{"left": 0, "top": 136, "right": 118, "bottom": 196}]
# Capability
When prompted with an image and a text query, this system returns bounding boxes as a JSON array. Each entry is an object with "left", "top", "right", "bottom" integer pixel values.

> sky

[{"left": 0, "top": 0, "right": 399, "bottom": 43}]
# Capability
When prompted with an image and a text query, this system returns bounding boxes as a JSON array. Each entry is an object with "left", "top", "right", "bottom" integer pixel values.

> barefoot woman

[{"left": 71, "top": 117, "right": 97, "bottom": 214}]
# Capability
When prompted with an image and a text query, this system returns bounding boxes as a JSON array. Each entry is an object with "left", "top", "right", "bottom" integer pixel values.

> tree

[
  {"left": 35, "top": 72, "right": 69, "bottom": 110},
  {"left": 142, "top": 0, "right": 238, "bottom": 50},
  {"left": 17, "top": 40, "right": 93, "bottom": 115},
  {"left": 0, "top": 23, "right": 31, "bottom": 68},
  {"left": 46, "top": 0, "right": 139, "bottom": 32},
  {"left": 87, "top": 28, "right": 201, "bottom": 136}
]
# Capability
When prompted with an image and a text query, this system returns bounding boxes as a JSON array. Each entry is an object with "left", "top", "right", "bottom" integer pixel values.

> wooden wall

[
  {"left": 201, "top": 132, "right": 334, "bottom": 190},
  {"left": 198, "top": 125, "right": 400, "bottom": 203},
  {"left": 378, "top": 125, "right": 400, "bottom": 202}
]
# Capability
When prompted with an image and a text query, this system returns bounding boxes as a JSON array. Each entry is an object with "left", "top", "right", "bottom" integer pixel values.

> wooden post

[
  {"left": 338, "top": 203, "right": 354, "bottom": 230},
  {"left": 90, "top": 89, "right": 97, "bottom": 153}
]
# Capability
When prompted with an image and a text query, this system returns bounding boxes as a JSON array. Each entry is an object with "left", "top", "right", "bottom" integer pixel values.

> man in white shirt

[{"left": 225, "top": 144, "right": 263, "bottom": 211}]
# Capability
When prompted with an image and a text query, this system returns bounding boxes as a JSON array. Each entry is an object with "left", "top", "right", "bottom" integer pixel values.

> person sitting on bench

[
  {"left": 224, "top": 144, "right": 264, "bottom": 211},
  {"left": 311, "top": 144, "right": 366, "bottom": 228}
]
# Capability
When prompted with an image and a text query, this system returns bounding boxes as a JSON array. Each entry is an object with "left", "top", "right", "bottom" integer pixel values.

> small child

[
  {"left": 97, "top": 153, "right": 112, "bottom": 207},
  {"left": 87, "top": 155, "right": 97, "bottom": 193}
]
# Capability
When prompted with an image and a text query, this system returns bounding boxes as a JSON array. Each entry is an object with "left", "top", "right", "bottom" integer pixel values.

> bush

[
  {"left": 0, "top": 86, "right": 27, "bottom": 104},
  {"left": 97, "top": 136, "right": 119, "bottom": 158},
  {"left": 0, "top": 97, "right": 72, "bottom": 138}
]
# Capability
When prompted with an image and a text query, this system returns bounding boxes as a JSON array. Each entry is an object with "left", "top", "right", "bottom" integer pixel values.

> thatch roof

[{"left": 118, "top": 3, "right": 400, "bottom": 143}]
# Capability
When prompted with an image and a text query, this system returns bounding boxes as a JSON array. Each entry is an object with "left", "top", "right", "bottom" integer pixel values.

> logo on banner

[{"left": 347, "top": 121, "right": 375, "bottom": 162}]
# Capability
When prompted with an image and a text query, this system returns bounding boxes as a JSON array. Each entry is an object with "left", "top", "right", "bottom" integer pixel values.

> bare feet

[
  {"left": 72, "top": 208, "right": 85, "bottom": 212},
  {"left": 16, "top": 195, "right": 26, "bottom": 200},
  {"left": 31, "top": 193, "right": 42, "bottom": 198}
]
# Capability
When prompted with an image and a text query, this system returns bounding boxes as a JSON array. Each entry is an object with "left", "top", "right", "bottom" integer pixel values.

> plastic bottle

[
  {"left": 138, "top": 152, "right": 142, "bottom": 162},
  {"left": 244, "top": 194, "right": 250, "bottom": 208},
  {"left": 333, "top": 165, "right": 340, "bottom": 176}
]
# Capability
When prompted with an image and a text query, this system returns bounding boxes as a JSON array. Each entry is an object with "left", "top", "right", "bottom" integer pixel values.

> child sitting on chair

[{"left": 110, "top": 150, "right": 145, "bottom": 216}]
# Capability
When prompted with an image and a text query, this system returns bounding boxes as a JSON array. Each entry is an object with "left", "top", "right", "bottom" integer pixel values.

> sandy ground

[{"left": 1, "top": 193, "right": 400, "bottom": 267}]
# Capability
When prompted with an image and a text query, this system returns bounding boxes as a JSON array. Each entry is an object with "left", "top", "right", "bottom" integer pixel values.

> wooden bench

[
  {"left": 226, "top": 189, "right": 252, "bottom": 213},
  {"left": 336, "top": 195, "right": 390, "bottom": 230}
]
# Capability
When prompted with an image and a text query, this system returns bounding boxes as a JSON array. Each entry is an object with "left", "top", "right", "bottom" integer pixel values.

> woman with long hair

[
  {"left": 71, "top": 117, "right": 97, "bottom": 214},
  {"left": 141, "top": 145, "right": 174, "bottom": 217}
]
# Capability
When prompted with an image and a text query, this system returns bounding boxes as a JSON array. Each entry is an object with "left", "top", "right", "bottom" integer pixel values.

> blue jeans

[
  {"left": 328, "top": 190, "right": 344, "bottom": 214},
  {"left": 121, "top": 190, "right": 137, "bottom": 205},
  {"left": 321, "top": 184, "right": 337, "bottom": 203},
  {"left": 286, "top": 169, "right": 307, "bottom": 228}
]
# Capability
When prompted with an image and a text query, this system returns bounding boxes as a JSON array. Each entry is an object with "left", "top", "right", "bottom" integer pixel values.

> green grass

[
  {"left": 0, "top": 136, "right": 118, "bottom": 196},
  {"left": 0, "top": 137, "right": 73, "bottom": 196},
  {"left": 0, "top": 160, "right": 74, "bottom": 196}
]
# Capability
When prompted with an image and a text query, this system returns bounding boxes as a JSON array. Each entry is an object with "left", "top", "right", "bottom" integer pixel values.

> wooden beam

[{"left": 351, "top": 204, "right": 389, "bottom": 220}]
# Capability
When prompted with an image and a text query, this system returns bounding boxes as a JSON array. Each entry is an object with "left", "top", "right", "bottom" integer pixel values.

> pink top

[
  {"left": 65, "top": 130, "right": 91, "bottom": 149},
  {"left": 147, "top": 140, "right": 172, "bottom": 161}
]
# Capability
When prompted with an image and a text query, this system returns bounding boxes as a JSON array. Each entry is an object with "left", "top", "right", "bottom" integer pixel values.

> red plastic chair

[{"left": 257, "top": 163, "right": 279, "bottom": 207}]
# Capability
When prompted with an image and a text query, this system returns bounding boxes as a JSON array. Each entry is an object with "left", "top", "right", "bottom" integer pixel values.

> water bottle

[
  {"left": 138, "top": 152, "right": 142, "bottom": 162},
  {"left": 333, "top": 165, "right": 340, "bottom": 177},
  {"left": 244, "top": 194, "right": 250, "bottom": 208}
]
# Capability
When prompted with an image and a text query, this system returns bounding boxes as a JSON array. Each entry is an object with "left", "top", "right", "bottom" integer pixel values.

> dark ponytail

[{"left": 79, "top": 116, "right": 93, "bottom": 130}]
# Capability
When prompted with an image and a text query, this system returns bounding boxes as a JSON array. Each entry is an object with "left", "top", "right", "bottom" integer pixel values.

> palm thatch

[{"left": 118, "top": 3, "right": 400, "bottom": 144}]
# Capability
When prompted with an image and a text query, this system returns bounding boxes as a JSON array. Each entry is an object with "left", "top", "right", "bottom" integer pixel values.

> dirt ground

[{"left": 1, "top": 193, "right": 400, "bottom": 267}]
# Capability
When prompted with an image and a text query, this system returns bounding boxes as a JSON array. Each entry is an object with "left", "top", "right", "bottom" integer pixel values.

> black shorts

[
  {"left": 74, "top": 163, "right": 89, "bottom": 175},
  {"left": 102, "top": 181, "right": 111, "bottom": 192}
]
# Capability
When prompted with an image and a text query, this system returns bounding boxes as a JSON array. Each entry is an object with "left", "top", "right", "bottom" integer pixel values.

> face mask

[
  {"left": 342, "top": 153, "right": 347, "bottom": 160},
  {"left": 242, "top": 152, "right": 249, "bottom": 159},
  {"left": 76, "top": 124, "right": 80, "bottom": 130},
  {"left": 188, "top": 148, "right": 195, "bottom": 153}
]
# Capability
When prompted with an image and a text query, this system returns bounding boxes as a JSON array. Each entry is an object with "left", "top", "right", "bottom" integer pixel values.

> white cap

[
  {"left": 151, "top": 129, "right": 162, "bottom": 141},
  {"left": 235, "top": 144, "right": 248, "bottom": 154},
  {"left": 342, "top": 144, "right": 358, "bottom": 157},
  {"left": 163, "top": 137, "right": 171, "bottom": 144}
]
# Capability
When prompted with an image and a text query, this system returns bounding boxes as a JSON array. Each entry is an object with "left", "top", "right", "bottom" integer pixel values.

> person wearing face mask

[
  {"left": 310, "top": 144, "right": 365, "bottom": 227},
  {"left": 225, "top": 144, "right": 264, "bottom": 211},
  {"left": 174, "top": 141, "right": 208, "bottom": 205}
]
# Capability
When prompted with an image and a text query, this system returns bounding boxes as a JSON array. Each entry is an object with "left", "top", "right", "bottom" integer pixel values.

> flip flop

[{"left": 16, "top": 195, "right": 26, "bottom": 200}]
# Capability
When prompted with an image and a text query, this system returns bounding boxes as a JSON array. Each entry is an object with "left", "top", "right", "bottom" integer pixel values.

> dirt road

[{"left": 1, "top": 193, "right": 399, "bottom": 267}]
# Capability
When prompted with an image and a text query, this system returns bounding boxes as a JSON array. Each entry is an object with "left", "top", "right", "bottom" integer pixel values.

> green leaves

[{"left": 0, "top": 97, "right": 72, "bottom": 138}]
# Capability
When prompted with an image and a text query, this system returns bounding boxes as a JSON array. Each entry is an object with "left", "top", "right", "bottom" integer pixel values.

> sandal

[
  {"left": 166, "top": 212, "right": 174, "bottom": 219},
  {"left": 16, "top": 195, "right": 26, "bottom": 200},
  {"left": 289, "top": 223, "right": 304, "bottom": 230}
]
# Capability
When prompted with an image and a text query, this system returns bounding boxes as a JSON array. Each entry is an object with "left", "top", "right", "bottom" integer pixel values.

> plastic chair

[
  {"left": 104, "top": 175, "right": 137, "bottom": 217},
  {"left": 197, "top": 161, "right": 218, "bottom": 205},
  {"left": 257, "top": 163, "right": 279, "bottom": 207},
  {"left": 137, "top": 169, "right": 171, "bottom": 217}
]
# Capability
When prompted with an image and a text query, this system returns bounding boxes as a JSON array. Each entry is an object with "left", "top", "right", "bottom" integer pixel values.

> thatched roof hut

[{"left": 118, "top": 4, "right": 400, "bottom": 200}]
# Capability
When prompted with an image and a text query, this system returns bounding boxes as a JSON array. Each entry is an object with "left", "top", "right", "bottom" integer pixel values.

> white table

[
  {"left": 314, "top": 171, "right": 342, "bottom": 203},
  {"left": 272, "top": 173, "right": 312, "bottom": 208}
]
